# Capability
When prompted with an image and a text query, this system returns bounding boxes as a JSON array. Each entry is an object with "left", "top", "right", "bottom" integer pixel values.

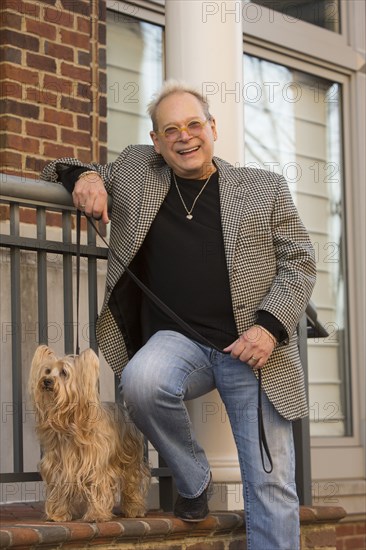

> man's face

[{"left": 150, "top": 92, "right": 217, "bottom": 179}]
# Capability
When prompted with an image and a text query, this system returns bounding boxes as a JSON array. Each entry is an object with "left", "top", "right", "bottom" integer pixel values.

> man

[{"left": 41, "top": 81, "right": 316, "bottom": 549}]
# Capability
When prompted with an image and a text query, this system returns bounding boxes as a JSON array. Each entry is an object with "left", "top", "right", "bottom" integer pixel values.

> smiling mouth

[{"left": 178, "top": 146, "right": 199, "bottom": 155}]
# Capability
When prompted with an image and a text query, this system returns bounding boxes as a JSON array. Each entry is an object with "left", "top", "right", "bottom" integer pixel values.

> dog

[{"left": 29, "top": 345, "right": 150, "bottom": 522}]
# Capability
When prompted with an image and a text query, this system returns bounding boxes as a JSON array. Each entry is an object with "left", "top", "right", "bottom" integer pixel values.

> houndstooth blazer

[{"left": 41, "top": 144, "right": 316, "bottom": 420}]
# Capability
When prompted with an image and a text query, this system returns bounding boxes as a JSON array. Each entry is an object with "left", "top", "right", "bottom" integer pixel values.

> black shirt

[{"left": 139, "top": 170, "right": 238, "bottom": 349}]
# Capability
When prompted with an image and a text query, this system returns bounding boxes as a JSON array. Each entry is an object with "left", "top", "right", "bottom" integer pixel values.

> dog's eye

[
  {"left": 60, "top": 369, "right": 67, "bottom": 377},
  {"left": 45, "top": 368, "right": 51, "bottom": 375}
]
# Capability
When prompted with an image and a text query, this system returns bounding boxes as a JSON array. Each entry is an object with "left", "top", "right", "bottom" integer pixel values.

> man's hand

[
  {"left": 223, "top": 325, "right": 276, "bottom": 368},
  {"left": 72, "top": 172, "right": 109, "bottom": 224}
]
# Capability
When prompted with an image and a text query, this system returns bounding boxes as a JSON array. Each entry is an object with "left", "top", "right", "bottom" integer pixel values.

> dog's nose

[{"left": 43, "top": 378, "right": 54, "bottom": 389}]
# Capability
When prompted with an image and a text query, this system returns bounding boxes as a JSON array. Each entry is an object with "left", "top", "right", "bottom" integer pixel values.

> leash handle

[
  {"left": 87, "top": 215, "right": 273, "bottom": 473},
  {"left": 258, "top": 369, "right": 273, "bottom": 473}
]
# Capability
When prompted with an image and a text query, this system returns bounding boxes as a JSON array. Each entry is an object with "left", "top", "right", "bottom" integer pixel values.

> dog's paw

[
  {"left": 82, "top": 512, "right": 114, "bottom": 523},
  {"left": 122, "top": 507, "right": 147, "bottom": 518},
  {"left": 47, "top": 513, "right": 72, "bottom": 522}
]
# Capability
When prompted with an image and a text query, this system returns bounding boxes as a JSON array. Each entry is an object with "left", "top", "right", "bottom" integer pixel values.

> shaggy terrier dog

[{"left": 29, "top": 345, "right": 150, "bottom": 522}]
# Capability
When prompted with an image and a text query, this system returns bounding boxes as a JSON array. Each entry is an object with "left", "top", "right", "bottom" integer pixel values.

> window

[
  {"left": 106, "top": 11, "right": 164, "bottom": 161},
  {"left": 248, "top": 0, "right": 341, "bottom": 33},
  {"left": 243, "top": 55, "right": 350, "bottom": 437}
]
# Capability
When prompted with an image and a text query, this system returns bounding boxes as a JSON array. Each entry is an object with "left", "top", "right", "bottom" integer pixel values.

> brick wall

[
  {"left": 0, "top": 0, "right": 107, "bottom": 180},
  {"left": 336, "top": 519, "right": 366, "bottom": 550}
]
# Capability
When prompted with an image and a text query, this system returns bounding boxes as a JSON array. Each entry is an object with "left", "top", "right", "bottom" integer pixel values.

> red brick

[
  {"left": 99, "top": 95, "right": 107, "bottom": 117},
  {"left": 99, "top": 46, "right": 106, "bottom": 67},
  {"left": 61, "top": 128, "right": 90, "bottom": 147},
  {"left": 26, "top": 18, "right": 56, "bottom": 40},
  {"left": 1, "top": 0, "right": 39, "bottom": 16},
  {"left": 355, "top": 523, "right": 366, "bottom": 535},
  {"left": 43, "top": 107, "right": 73, "bottom": 127},
  {"left": 38, "top": 0, "right": 57, "bottom": 6},
  {"left": 344, "top": 535, "right": 366, "bottom": 549},
  {"left": 26, "top": 52, "right": 56, "bottom": 72},
  {"left": 0, "top": 81, "right": 23, "bottom": 99},
  {"left": 3, "top": 527, "right": 40, "bottom": 547},
  {"left": 98, "top": 22, "right": 106, "bottom": 44},
  {"left": 186, "top": 543, "right": 224, "bottom": 550},
  {"left": 10, "top": 0, "right": 41, "bottom": 20},
  {"left": 77, "top": 115, "right": 91, "bottom": 132},
  {"left": 61, "top": 62, "right": 91, "bottom": 82},
  {"left": 26, "top": 86, "right": 58, "bottom": 107},
  {"left": 60, "top": 28, "right": 90, "bottom": 50},
  {"left": 26, "top": 121, "right": 57, "bottom": 140},
  {"left": 337, "top": 524, "right": 357, "bottom": 537},
  {"left": 305, "top": 527, "right": 336, "bottom": 547},
  {"left": 4, "top": 133, "right": 40, "bottom": 153},
  {"left": 44, "top": 41, "right": 74, "bottom": 62},
  {"left": 77, "top": 50, "right": 90, "bottom": 66},
  {"left": 0, "top": 29, "right": 39, "bottom": 51},
  {"left": 76, "top": 148, "right": 92, "bottom": 163},
  {"left": 99, "top": 145, "right": 107, "bottom": 164},
  {"left": 44, "top": 142, "right": 75, "bottom": 158},
  {"left": 77, "top": 82, "right": 99, "bottom": 103},
  {"left": 99, "top": 70, "right": 107, "bottom": 92},
  {"left": 0, "top": 149, "right": 22, "bottom": 172},
  {"left": 19, "top": 207, "right": 36, "bottom": 224},
  {"left": 61, "top": 95, "right": 89, "bottom": 113},
  {"left": 43, "top": 73, "right": 74, "bottom": 96},
  {"left": 2, "top": 63, "right": 39, "bottom": 85},
  {"left": 228, "top": 541, "right": 246, "bottom": 550},
  {"left": 1, "top": 10, "right": 22, "bottom": 29},
  {"left": 43, "top": 6, "right": 75, "bottom": 28},
  {"left": 0, "top": 45, "right": 22, "bottom": 64},
  {"left": 60, "top": 0, "right": 90, "bottom": 17},
  {"left": 0, "top": 115, "right": 22, "bottom": 132},
  {"left": 99, "top": 120, "right": 107, "bottom": 143},
  {"left": 26, "top": 156, "right": 47, "bottom": 173},
  {"left": 0, "top": 204, "right": 10, "bottom": 221},
  {"left": 77, "top": 15, "right": 90, "bottom": 34},
  {"left": 0, "top": 98, "right": 39, "bottom": 119}
]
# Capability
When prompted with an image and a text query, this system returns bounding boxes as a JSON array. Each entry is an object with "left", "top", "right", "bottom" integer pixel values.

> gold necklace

[{"left": 173, "top": 172, "right": 213, "bottom": 220}]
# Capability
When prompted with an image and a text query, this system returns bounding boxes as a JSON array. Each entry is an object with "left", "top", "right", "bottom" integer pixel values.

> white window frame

[
  {"left": 106, "top": 0, "right": 164, "bottom": 26},
  {"left": 244, "top": 4, "right": 364, "bottom": 483}
]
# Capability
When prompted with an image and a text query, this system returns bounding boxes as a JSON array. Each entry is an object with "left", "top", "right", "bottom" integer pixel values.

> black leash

[
  {"left": 75, "top": 209, "right": 81, "bottom": 356},
  {"left": 81, "top": 215, "right": 273, "bottom": 473}
]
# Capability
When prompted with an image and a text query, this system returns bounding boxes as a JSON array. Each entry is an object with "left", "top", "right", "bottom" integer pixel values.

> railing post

[{"left": 294, "top": 313, "right": 313, "bottom": 505}]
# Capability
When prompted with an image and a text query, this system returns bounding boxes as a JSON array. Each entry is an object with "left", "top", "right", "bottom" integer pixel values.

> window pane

[
  {"left": 248, "top": 0, "right": 340, "bottom": 33},
  {"left": 244, "top": 55, "right": 349, "bottom": 436},
  {"left": 106, "top": 12, "right": 164, "bottom": 161}
]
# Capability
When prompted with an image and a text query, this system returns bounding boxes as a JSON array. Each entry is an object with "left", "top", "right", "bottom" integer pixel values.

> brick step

[{"left": 0, "top": 503, "right": 348, "bottom": 550}]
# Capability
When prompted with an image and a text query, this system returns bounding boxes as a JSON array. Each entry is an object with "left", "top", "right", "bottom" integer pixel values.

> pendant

[{"left": 186, "top": 214, "right": 193, "bottom": 220}]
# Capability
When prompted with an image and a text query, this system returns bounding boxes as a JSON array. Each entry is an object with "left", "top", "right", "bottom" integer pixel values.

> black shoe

[{"left": 174, "top": 475, "right": 212, "bottom": 522}]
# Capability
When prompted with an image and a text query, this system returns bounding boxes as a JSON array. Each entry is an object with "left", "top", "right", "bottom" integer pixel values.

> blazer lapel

[
  {"left": 216, "top": 158, "right": 247, "bottom": 278},
  {"left": 133, "top": 161, "right": 171, "bottom": 250}
]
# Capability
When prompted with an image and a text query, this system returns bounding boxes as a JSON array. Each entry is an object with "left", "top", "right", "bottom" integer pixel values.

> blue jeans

[{"left": 120, "top": 330, "right": 299, "bottom": 550}]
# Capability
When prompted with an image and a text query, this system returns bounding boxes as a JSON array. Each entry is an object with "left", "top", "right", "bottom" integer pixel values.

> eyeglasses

[{"left": 157, "top": 119, "right": 208, "bottom": 142}]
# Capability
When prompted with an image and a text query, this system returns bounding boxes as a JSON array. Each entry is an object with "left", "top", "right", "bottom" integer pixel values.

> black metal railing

[{"left": 0, "top": 174, "right": 175, "bottom": 508}]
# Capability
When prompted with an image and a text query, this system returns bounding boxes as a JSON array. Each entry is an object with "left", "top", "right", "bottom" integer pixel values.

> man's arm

[
  {"left": 258, "top": 175, "right": 316, "bottom": 338},
  {"left": 225, "top": 175, "right": 316, "bottom": 368},
  {"left": 40, "top": 146, "right": 133, "bottom": 224}
]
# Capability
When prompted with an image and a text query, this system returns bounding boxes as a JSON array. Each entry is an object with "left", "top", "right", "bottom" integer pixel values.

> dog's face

[
  {"left": 37, "top": 356, "right": 74, "bottom": 395},
  {"left": 29, "top": 346, "right": 100, "bottom": 418}
]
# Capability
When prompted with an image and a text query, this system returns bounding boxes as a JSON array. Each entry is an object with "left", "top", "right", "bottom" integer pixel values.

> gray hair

[{"left": 147, "top": 80, "right": 212, "bottom": 131}]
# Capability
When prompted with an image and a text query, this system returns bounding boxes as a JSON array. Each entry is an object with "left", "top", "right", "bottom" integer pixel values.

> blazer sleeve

[
  {"left": 39, "top": 145, "right": 134, "bottom": 195},
  {"left": 258, "top": 176, "right": 316, "bottom": 342}
]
